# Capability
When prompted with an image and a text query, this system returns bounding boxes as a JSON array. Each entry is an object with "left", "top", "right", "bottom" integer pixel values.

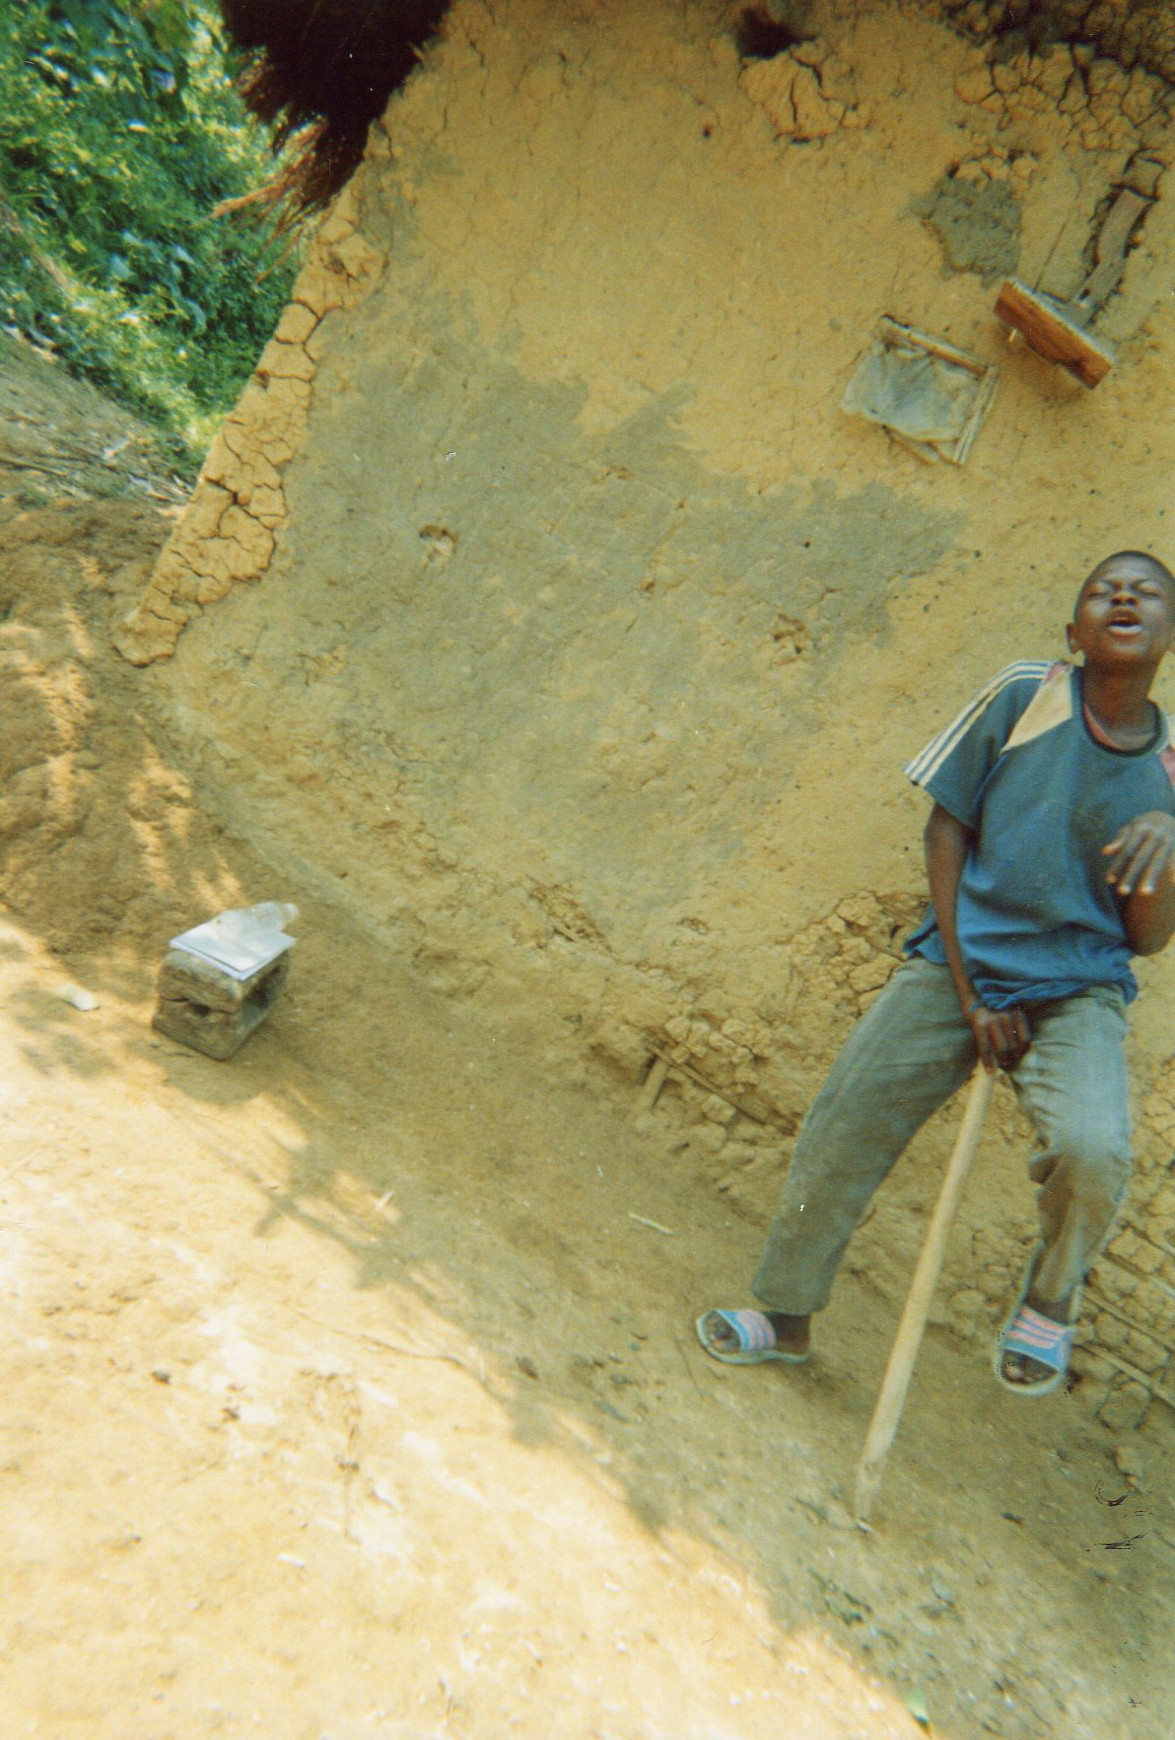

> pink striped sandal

[
  {"left": 994, "top": 1247, "right": 1080, "bottom": 1397},
  {"left": 695, "top": 1308, "right": 810, "bottom": 1366}
]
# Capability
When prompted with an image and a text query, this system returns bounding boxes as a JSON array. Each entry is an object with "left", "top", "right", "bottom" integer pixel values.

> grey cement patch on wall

[{"left": 914, "top": 172, "right": 1021, "bottom": 282}]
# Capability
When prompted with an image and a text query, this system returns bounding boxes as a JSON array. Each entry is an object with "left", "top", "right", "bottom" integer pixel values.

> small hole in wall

[{"left": 733, "top": 7, "right": 812, "bottom": 60}]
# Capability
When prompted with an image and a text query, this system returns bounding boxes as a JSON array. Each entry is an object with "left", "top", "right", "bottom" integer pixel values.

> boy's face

[{"left": 1066, "top": 555, "right": 1175, "bottom": 671}]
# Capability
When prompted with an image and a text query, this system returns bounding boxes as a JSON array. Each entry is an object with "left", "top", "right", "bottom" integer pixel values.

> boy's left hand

[{"left": 1104, "top": 811, "right": 1175, "bottom": 897}]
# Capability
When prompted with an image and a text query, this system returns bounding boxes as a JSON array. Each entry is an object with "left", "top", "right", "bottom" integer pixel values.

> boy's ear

[{"left": 1065, "top": 620, "right": 1079, "bottom": 655}]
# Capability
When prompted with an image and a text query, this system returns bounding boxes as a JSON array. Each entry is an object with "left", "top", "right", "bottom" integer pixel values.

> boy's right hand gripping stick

[{"left": 853, "top": 1066, "right": 994, "bottom": 1524}]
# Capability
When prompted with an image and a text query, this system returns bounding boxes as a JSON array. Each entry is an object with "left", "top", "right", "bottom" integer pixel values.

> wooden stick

[
  {"left": 1118, "top": 1219, "right": 1175, "bottom": 1263},
  {"left": 644, "top": 1044, "right": 788, "bottom": 1130},
  {"left": 875, "top": 316, "right": 990, "bottom": 377},
  {"left": 639, "top": 1055, "right": 670, "bottom": 1111},
  {"left": 1087, "top": 1347, "right": 1175, "bottom": 1415},
  {"left": 853, "top": 1066, "right": 994, "bottom": 1523},
  {"left": 1075, "top": 187, "right": 1150, "bottom": 314}
]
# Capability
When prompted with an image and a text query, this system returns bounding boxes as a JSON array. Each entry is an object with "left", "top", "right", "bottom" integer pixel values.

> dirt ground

[{"left": 1, "top": 340, "right": 1173, "bottom": 1740}]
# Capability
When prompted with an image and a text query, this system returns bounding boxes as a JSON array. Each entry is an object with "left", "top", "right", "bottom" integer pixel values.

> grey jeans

[{"left": 753, "top": 957, "right": 1132, "bottom": 1316}]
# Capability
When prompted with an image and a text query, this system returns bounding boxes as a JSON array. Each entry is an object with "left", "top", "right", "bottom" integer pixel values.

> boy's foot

[
  {"left": 996, "top": 1272, "right": 1077, "bottom": 1395},
  {"left": 695, "top": 1308, "right": 811, "bottom": 1366}
]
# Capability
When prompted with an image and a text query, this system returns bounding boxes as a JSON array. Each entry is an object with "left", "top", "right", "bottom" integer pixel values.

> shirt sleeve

[{"left": 904, "top": 663, "right": 1049, "bottom": 829}]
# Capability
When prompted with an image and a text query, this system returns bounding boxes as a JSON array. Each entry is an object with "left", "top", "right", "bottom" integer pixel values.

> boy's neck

[{"left": 1080, "top": 661, "right": 1159, "bottom": 733}]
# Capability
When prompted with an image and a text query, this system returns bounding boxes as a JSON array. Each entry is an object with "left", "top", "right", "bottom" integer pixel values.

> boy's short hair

[{"left": 1083, "top": 550, "right": 1175, "bottom": 594}]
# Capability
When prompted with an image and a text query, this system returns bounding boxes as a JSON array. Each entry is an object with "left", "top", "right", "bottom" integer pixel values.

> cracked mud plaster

[
  {"left": 739, "top": 35, "right": 870, "bottom": 138},
  {"left": 113, "top": 183, "right": 387, "bottom": 666},
  {"left": 942, "top": 0, "right": 1175, "bottom": 88},
  {"left": 951, "top": 38, "right": 1173, "bottom": 155}
]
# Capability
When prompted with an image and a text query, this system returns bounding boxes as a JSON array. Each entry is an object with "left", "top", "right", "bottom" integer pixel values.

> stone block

[{"left": 152, "top": 949, "right": 290, "bottom": 1060}]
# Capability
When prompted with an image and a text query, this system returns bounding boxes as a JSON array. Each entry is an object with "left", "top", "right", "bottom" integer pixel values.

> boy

[{"left": 698, "top": 551, "right": 1175, "bottom": 1394}]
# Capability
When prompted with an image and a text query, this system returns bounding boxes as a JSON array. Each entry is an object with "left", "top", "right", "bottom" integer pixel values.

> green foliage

[{"left": 0, "top": 0, "right": 297, "bottom": 466}]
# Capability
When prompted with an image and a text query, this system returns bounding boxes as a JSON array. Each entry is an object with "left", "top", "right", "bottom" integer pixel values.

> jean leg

[
  {"left": 1008, "top": 987, "right": 1132, "bottom": 1308},
  {"left": 752, "top": 959, "right": 976, "bottom": 1314}
]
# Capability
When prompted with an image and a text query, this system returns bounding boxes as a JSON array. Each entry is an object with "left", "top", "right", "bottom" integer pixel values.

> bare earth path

[{"left": 2, "top": 884, "right": 1173, "bottom": 1739}]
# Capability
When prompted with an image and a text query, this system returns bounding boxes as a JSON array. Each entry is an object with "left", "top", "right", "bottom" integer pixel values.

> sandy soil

[{"left": 1, "top": 350, "right": 1173, "bottom": 1740}]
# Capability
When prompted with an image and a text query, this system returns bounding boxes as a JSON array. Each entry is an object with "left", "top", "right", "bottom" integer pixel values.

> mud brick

[
  {"left": 1108, "top": 1228, "right": 1163, "bottom": 1274},
  {"left": 1144, "top": 1206, "right": 1175, "bottom": 1249},
  {"left": 1071, "top": 1348, "right": 1116, "bottom": 1384},
  {"left": 1096, "top": 1380, "right": 1152, "bottom": 1434},
  {"left": 1129, "top": 1277, "right": 1175, "bottom": 1336},
  {"left": 1093, "top": 1259, "right": 1140, "bottom": 1303},
  {"left": 1123, "top": 1331, "right": 1167, "bottom": 1374},
  {"left": 152, "top": 949, "right": 290, "bottom": 1060},
  {"left": 1093, "top": 1311, "right": 1129, "bottom": 1352}
]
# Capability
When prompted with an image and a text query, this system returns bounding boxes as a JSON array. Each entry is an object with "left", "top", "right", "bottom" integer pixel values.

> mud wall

[
  {"left": 125, "top": 0, "right": 1175, "bottom": 1421},
  {"left": 942, "top": 0, "right": 1175, "bottom": 84}
]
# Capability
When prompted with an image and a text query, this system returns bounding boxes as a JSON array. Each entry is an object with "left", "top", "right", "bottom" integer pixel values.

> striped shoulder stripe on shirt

[
  {"left": 904, "top": 660, "right": 1054, "bottom": 787},
  {"left": 1000, "top": 658, "right": 1073, "bottom": 754}
]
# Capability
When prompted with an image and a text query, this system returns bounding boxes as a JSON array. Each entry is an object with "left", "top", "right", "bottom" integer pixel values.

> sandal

[
  {"left": 994, "top": 1245, "right": 1080, "bottom": 1397},
  {"left": 695, "top": 1308, "right": 810, "bottom": 1366}
]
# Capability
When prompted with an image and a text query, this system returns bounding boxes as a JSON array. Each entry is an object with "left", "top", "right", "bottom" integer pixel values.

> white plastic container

[{"left": 169, "top": 902, "right": 299, "bottom": 981}]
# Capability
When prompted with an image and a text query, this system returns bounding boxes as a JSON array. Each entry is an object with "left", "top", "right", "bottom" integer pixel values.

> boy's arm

[
  {"left": 1105, "top": 811, "right": 1175, "bottom": 955},
  {"left": 923, "top": 803, "right": 1032, "bottom": 1072}
]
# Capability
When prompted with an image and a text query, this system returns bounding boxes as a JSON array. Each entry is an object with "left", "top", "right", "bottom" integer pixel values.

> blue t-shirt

[{"left": 904, "top": 660, "right": 1175, "bottom": 1008}]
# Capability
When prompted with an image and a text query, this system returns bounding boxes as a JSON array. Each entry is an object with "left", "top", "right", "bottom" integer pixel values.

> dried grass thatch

[{"left": 218, "top": 0, "right": 452, "bottom": 219}]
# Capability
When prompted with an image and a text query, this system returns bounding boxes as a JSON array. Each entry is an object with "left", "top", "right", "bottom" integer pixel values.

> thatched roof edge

[{"left": 217, "top": 0, "right": 453, "bottom": 218}]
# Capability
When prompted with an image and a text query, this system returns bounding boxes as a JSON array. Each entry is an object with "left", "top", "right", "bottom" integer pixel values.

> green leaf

[{"left": 0, "top": 0, "right": 298, "bottom": 451}]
